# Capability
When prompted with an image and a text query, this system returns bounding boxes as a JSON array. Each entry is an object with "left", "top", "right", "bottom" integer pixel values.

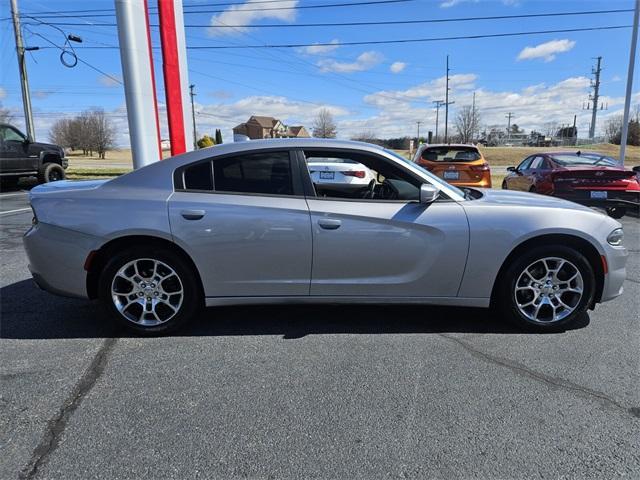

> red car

[{"left": 502, "top": 151, "right": 640, "bottom": 218}]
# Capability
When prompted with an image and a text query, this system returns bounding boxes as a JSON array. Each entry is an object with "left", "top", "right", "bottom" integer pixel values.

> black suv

[{"left": 0, "top": 123, "right": 68, "bottom": 187}]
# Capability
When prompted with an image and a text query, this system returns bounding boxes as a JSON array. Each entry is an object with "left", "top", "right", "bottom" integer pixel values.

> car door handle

[
  {"left": 318, "top": 218, "right": 341, "bottom": 230},
  {"left": 181, "top": 209, "right": 205, "bottom": 220}
]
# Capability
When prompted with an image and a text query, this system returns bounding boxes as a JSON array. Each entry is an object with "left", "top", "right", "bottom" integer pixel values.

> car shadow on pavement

[{"left": 0, "top": 279, "right": 590, "bottom": 340}]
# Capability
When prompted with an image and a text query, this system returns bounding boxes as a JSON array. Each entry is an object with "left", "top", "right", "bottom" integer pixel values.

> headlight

[{"left": 607, "top": 228, "right": 624, "bottom": 246}]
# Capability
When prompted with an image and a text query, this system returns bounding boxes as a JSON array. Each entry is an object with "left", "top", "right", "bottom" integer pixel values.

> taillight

[
  {"left": 343, "top": 170, "right": 366, "bottom": 178},
  {"left": 469, "top": 162, "right": 490, "bottom": 172}
]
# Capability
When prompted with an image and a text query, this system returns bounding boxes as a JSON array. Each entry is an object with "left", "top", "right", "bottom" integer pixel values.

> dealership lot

[{"left": 1, "top": 189, "right": 639, "bottom": 479}]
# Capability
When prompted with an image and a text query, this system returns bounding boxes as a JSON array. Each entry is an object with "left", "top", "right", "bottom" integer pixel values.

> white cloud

[
  {"left": 33, "top": 90, "right": 53, "bottom": 99},
  {"left": 317, "top": 51, "right": 384, "bottom": 73},
  {"left": 297, "top": 39, "right": 340, "bottom": 55},
  {"left": 390, "top": 62, "right": 407, "bottom": 74},
  {"left": 208, "top": 0, "right": 298, "bottom": 36},
  {"left": 517, "top": 39, "right": 576, "bottom": 62},
  {"left": 99, "top": 74, "right": 122, "bottom": 87},
  {"left": 0, "top": 87, "right": 5, "bottom": 99},
  {"left": 611, "top": 75, "right": 622, "bottom": 82}
]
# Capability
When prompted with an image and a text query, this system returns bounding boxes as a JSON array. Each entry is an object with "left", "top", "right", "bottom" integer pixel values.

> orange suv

[{"left": 413, "top": 144, "right": 491, "bottom": 188}]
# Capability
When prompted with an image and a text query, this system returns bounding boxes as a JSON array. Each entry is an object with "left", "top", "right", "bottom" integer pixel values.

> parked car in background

[
  {"left": 307, "top": 156, "right": 376, "bottom": 198},
  {"left": 502, "top": 151, "right": 640, "bottom": 219},
  {"left": 24, "top": 139, "right": 626, "bottom": 335},
  {"left": 0, "top": 123, "right": 67, "bottom": 188},
  {"left": 413, "top": 144, "right": 491, "bottom": 188}
]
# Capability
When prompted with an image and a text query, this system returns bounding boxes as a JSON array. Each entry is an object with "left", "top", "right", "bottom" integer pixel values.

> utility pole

[
  {"left": 506, "top": 112, "right": 514, "bottom": 141},
  {"left": 619, "top": 0, "right": 639, "bottom": 165},
  {"left": 588, "top": 56, "right": 602, "bottom": 139},
  {"left": 433, "top": 99, "right": 445, "bottom": 141},
  {"left": 416, "top": 121, "right": 422, "bottom": 143},
  {"left": 10, "top": 0, "right": 35, "bottom": 140},
  {"left": 444, "top": 55, "right": 450, "bottom": 143},
  {"left": 189, "top": 84, "right": 197, "bottom": 149}
]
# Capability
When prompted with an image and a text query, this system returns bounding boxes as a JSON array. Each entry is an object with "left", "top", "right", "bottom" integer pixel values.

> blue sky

[{"left": 0, "top": 0, "right": 638, "bottom": 145}]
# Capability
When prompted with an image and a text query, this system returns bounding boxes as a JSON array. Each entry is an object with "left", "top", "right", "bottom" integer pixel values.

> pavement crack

[
  {"left": 18, "top": 337, "right": 118, "bottom": 480},
  {"left": 438, "top": 333, "right": 637, "bottom": 419}
]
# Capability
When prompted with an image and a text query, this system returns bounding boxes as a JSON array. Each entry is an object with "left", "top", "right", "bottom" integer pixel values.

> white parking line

[
  {"left": 0, "top": 207, "right": 31, "bottom": 215},
  {"left": 0, "top": 192, "right": 28, "bottom": 199}
]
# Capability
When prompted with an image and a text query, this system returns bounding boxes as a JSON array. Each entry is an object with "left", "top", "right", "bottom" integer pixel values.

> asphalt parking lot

[{"left": 1, "top": 189, "right": 639, "bottom": 480}]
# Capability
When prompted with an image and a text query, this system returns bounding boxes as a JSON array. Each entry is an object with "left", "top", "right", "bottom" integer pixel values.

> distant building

[{"left": 233, "top": 116, "right": 310, "bottom": 140}]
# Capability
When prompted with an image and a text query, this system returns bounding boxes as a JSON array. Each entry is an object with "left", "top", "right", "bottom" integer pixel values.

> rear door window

[{"left": 213, "top": 151, "right": 293, "bottom": 196}]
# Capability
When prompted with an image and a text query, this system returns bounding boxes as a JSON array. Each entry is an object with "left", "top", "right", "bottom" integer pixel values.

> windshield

[
  {"left": 383, "top": 148, "right": 467, "bottom": 199},
  {"left": 550, "top": 153, "right": 618, "bottom": 166}
]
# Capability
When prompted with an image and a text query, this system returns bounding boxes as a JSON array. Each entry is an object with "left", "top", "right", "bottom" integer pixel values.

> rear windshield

[
  {"left": 550, "top": 153, "right": 618, "bottom": 166},
  {"left": 421, "top": 146, "right": 481, "bottom": 162}
]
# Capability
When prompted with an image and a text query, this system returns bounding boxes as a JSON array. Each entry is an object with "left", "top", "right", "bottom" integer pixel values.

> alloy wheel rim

[
  {"left": 111, "top": 258, "right": 184, "bottom": 326},
  {"left": 514, "top": 256, "right": 583, "bottom": 324}
]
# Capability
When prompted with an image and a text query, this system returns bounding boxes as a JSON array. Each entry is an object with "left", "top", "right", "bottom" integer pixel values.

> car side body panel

[{"left": 306, "top": 198, "right": 469, "bottom": 297}]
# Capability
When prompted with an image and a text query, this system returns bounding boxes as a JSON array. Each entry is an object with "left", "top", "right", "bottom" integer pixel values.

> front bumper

[
  {"left": 601, "top": 243, "right": 628, "bottom": 303},
  {"left": 23, "top": 222, "right": 100, "bottom": 299}
]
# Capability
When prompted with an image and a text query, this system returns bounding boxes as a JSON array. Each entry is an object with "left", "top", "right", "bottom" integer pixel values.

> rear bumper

[
  {"left": 23, "top": 222, "right": 101, "bottom": 299},
  {"left": 554, "top": 190, "right": 640, "bottom": 209}
]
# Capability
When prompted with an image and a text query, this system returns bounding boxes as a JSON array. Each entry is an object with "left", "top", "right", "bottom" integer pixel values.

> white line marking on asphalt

[
  {"left": 0, "top": 192, "right": 28, "bottom": 198},
  {"left": 0, "top": 207, "right": 31, "bottom": 215}
]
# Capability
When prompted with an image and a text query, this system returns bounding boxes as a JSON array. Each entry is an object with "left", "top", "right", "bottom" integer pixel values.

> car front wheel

[
  {"left": 496, "top": 245, "right": 595, "bottom": 332},
  {"left": 606, "top": 207, "right": 626, "bottom": 219},
  {"left": 98, "top": 246, "right": 202, "bottom": 335}
]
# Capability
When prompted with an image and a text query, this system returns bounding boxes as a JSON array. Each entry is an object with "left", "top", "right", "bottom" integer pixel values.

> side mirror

[
  {"left": 632, "top": 166, "right": 640, "bottom": 173},
  {"left": 420, "top": 184, "right": 440, "bottom": 204},
  {"left": 506, "top": 166, "right": 516, "bottom": 173}
]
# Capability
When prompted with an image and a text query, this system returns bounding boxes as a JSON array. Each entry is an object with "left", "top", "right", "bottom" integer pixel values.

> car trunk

[{"left": 552, "top": 169, "right": 638, "bottom": 192}]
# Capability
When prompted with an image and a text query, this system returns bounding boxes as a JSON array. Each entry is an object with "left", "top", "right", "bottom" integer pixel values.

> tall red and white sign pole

[
  {"left": 114, "top": 0, "right": 162, "bottom": 168},
  {"left": 157, "top": 0, "right": 194, "bottom": 156}
]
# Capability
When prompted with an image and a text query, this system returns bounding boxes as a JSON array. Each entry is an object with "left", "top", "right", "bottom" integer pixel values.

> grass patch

[{"left": 66, "top": 167, "right": 130, "bottom": 180}]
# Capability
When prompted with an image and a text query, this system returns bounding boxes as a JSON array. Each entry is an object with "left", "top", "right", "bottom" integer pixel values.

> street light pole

[
  {"left": 620, "top": 0, "right": 639, "bottom": 165},
  {"left": 10, "top": 0, "right": 35, "bottom": 140},
  {"left": 433, "top": 100, "right": 444, "bottom": 141}
]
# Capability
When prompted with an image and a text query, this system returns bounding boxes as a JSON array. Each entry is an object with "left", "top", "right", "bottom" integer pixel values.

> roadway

[{"left": 1, "top": 189, "right": 639, "bottom": 479}]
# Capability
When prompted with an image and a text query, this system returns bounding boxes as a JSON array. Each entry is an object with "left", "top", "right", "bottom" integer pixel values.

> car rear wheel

[
  {"left": 501, "top": 180, "right": 507, "bottom": 189},
  {"left": 496, "top": 245, "right": 595, "bottom": 332},
  {"left": 39, "top": 162, "right": 65, "bottom": 183},
  {"left": 98, "top": 246, "right": 202, "bottom": 335},
  {"left": 606, "top": 207, "right": 626, "bottom": 219}
]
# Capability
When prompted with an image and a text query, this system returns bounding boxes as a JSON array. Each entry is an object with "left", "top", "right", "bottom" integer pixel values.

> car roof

[{"left": 544, "top": 151, "right": 609, "bottom": 157}]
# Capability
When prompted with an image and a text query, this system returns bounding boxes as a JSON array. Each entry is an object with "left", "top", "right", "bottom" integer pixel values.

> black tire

[
  {"left": 98, "top": 246, "right": 203, "bottom": 335},
  {"left": 496, "top": 245, "right": 595, "bottom": 332},
  {"left": 606, "top": 207, "right": 626, "bottom": 219},
  {"left": 501, "top": 180, "right": 508, "bottom": 190},
  {"left": 38, "top": 162, "right": 65, "bottom": 184},
  {"left": 529, "top": 186, "right": 537, "bottom": 193}
]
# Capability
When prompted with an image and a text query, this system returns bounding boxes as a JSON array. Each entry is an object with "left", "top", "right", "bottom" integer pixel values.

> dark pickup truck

[{"left": 0, "top": 123, "right": 68, "bottom": 187}]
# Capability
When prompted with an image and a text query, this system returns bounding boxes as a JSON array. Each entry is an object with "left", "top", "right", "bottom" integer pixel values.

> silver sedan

[{"left": 23, "top": 139, "right": 627, "bottom": 335}]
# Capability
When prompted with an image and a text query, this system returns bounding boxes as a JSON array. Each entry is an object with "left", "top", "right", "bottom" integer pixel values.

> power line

[
  {"left": 25, "top": 25, "right": 633, "bottom": 50},
  {"left": 19, "top": 9, "right": 634, "bottom": 28},
  {"left": 184, "top": 25, "right": 633, "bottom": 49},
  {"left": 18, "top": 0, "right": 413, "bottom": 18}
]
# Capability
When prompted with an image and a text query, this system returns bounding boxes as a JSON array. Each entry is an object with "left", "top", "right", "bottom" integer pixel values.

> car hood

[{"left": 470, "top": 188, "right": 596, "bottom": 212}]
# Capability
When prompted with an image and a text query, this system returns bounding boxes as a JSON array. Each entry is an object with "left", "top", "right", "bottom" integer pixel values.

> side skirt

[{"left": 204, "top": 296, "right": 490, "bottom": 308}]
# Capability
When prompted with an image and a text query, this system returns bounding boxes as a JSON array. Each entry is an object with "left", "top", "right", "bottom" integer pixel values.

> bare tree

[
  {"left": 89, "top": 108, "right": 115, "bottom": 159},
  {"left": 312, "top": 108, "right": 337, "bottom": 138},
  {"left": 454, "top": 105, "right": 480, "bottom": 144},
  {"left": 604, "top": 115, "right": 624, "bottom": 143},
  {"left": 0, "top": 103, "right": 13, "bottom": 123},
  {"left": 48, "top": 109, "right": 115, "bottom": 157},
  {"left": 351, "top": 130, "right": 381, "bottom": 145}
]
